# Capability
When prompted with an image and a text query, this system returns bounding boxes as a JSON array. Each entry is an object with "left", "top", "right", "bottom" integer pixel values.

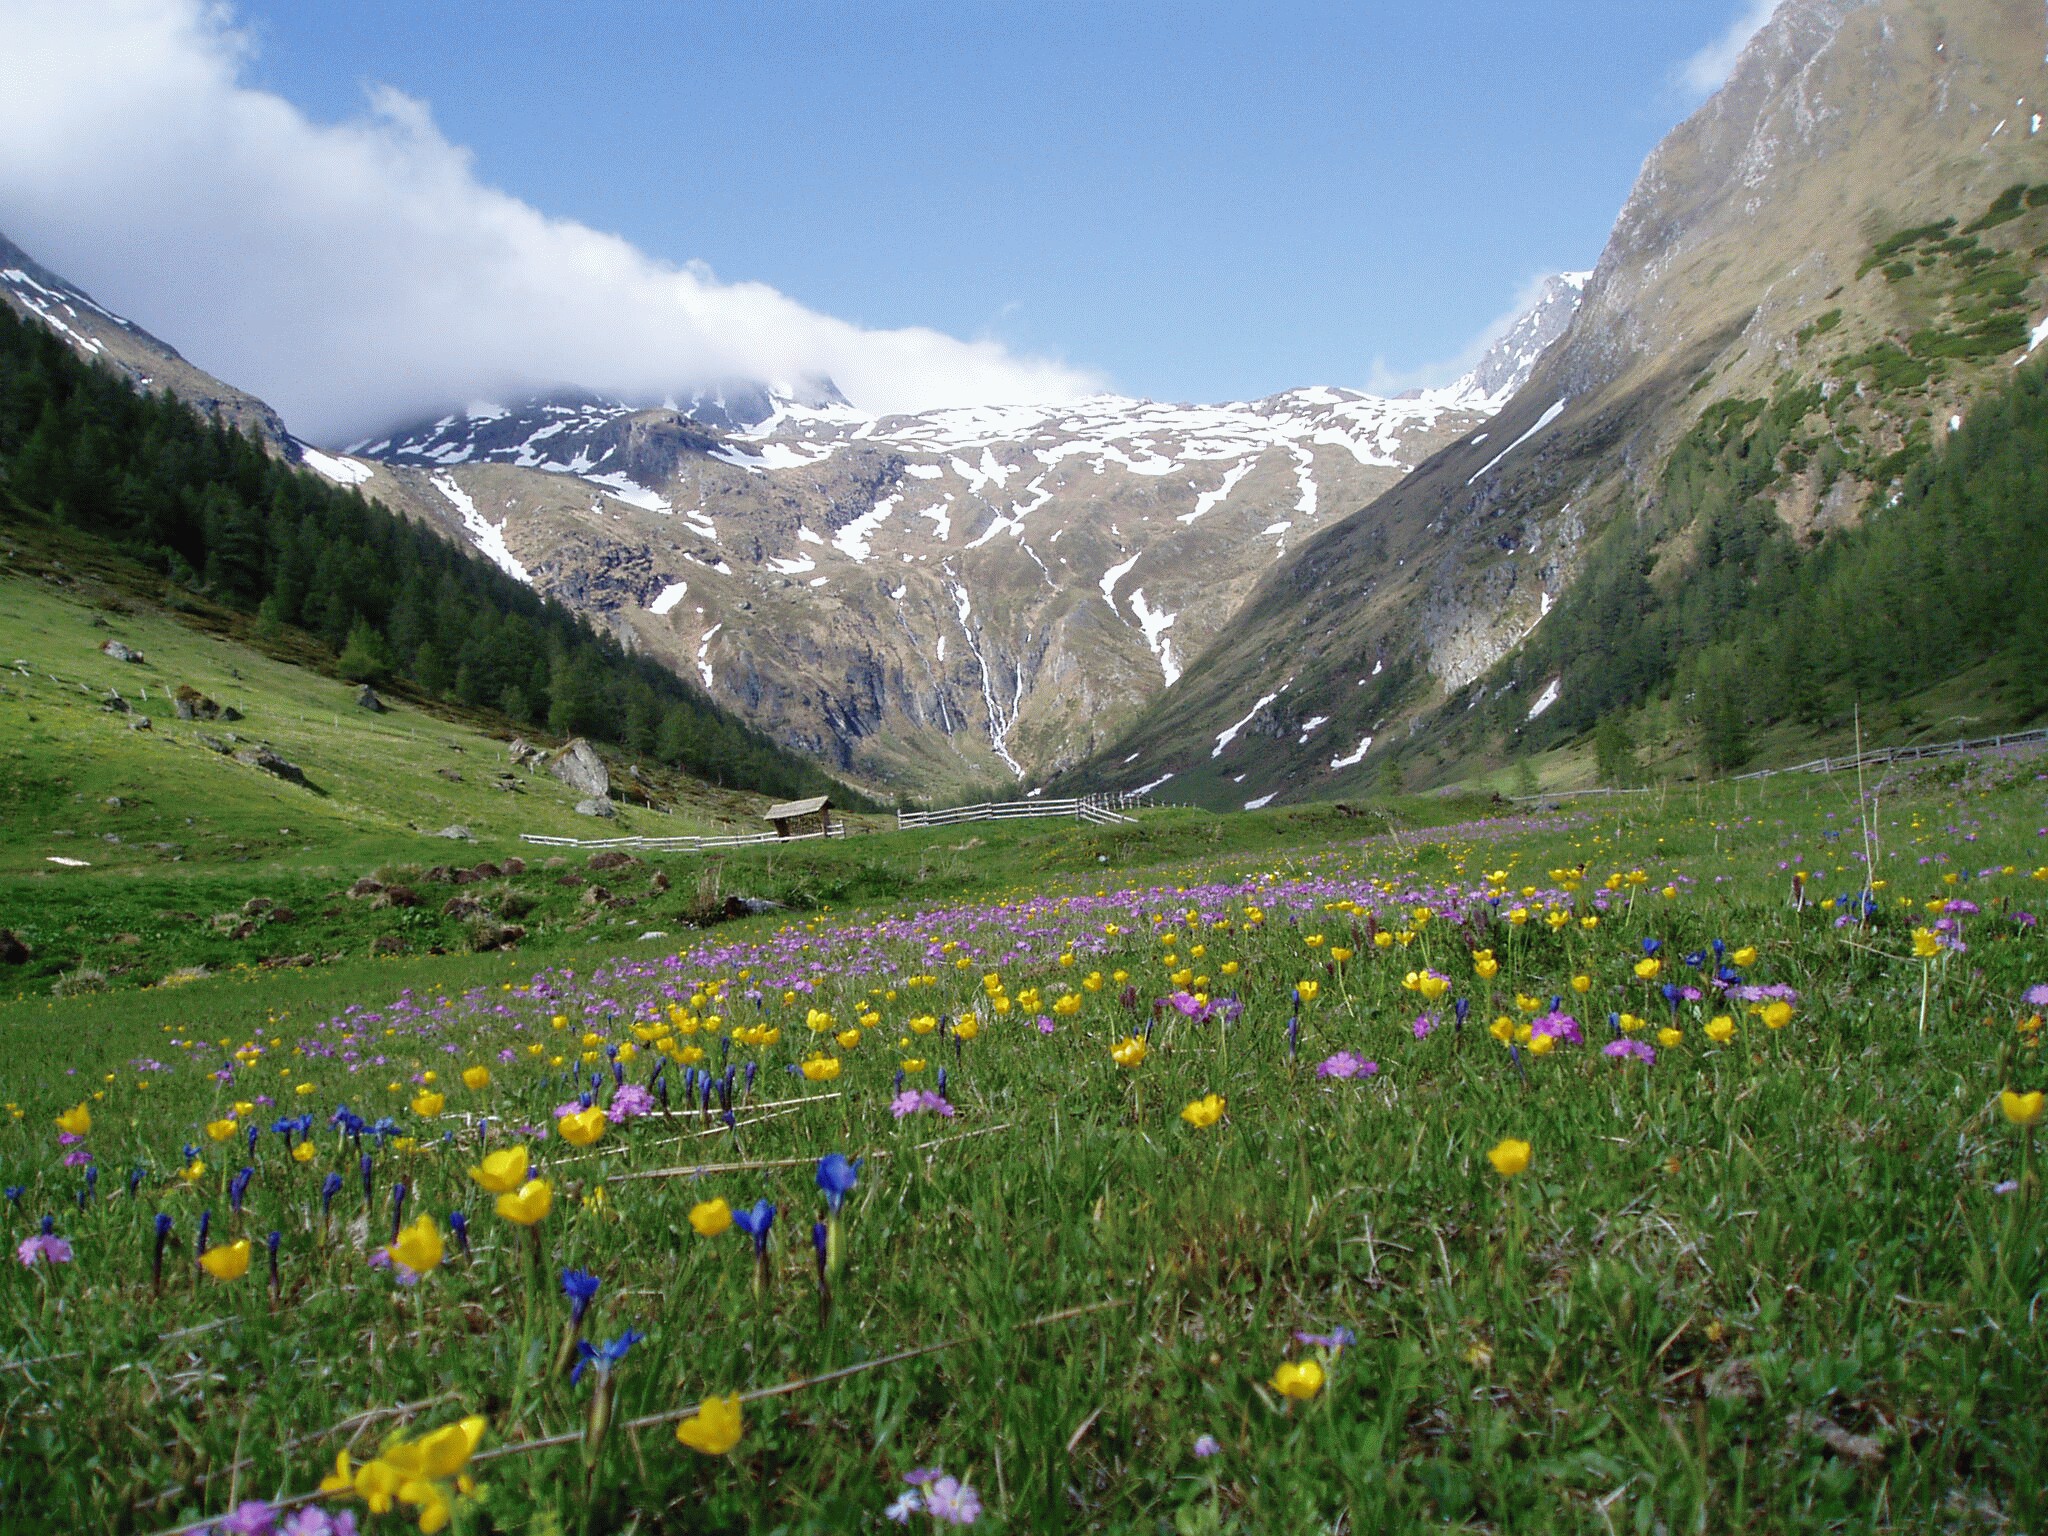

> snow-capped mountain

[{"left": 311, "top": 291, "right": 1582, "bottom": 795}]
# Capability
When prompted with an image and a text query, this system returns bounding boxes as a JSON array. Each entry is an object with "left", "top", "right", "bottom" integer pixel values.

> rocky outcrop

[
  {"left": 549, "top": 738, "right": 610, "bottom": 798},
  {"left": 233, "top": 747, "right": 307, "bottom": 786}
]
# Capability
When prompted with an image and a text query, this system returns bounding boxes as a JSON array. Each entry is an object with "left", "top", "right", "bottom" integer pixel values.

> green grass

[{"left": 0, "top": 758, "right": 2043, "bottom": 1533}]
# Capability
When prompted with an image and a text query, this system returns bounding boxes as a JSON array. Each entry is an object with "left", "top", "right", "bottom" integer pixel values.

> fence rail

[{"left": 896, "top": 791, "right": 1145, "bottom": 830}]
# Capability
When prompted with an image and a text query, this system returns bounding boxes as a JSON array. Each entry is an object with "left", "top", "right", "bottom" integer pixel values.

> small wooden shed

[{"left": 763, "top": 795, "right": 834, "bottom": 839}]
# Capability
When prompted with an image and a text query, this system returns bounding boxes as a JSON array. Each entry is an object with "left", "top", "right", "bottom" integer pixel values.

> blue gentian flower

[
  {"left": 570, "top": 1329, "right": 645, "bottom": 1384},
  {"left": 815, "top": 1154, "right": 862, "bottom": 1214},
  {"left": 561, "top": 1267, "right": 602, "bottom": 1324},
  {"left": 733, "top": 1200, "right": 776, "bottom": 1254}
]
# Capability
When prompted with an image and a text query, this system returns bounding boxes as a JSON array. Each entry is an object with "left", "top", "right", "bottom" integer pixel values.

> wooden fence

[
  {"left": 896, "top": 791, "right": 1145, "bottom": 830},
  {"left": 519, "top": 825, "right": 848, "bottom": 852}
]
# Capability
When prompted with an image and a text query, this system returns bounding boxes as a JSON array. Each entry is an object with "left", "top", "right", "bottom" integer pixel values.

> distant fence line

[
  {"left": 896, "top": 792, "right": 1144, "bottom": 830},
  {"left": 1508, "top": 725, "right": 2048, "bottom": 804}
]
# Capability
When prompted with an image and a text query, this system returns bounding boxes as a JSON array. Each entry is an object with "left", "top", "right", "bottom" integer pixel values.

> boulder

[
  {"left": 371, "top": 885, "right": 421, "bottom": 910},
  {"left": 433, "top": 825, "right": 475, "bottom": 841},
  {"left": 443, "top": 895, "right": 490, "bottom": 920},
  {"left": 100, "top": 640, "right": 144, "bottom": 663},
  {"left": 128, "top": 716, "right": 152, "bottom": 731},
  {"left": 0, "top": 929, "right": 30, "bottom": 965},
  {"left": 723, "top": 895, "right": 786, "bottom": 919},
  {"left": 468, "top": 922, "right": 527, "bottom": 952},
  {"left": 355, "top": 685, "right": 386, "bottom": 713},
  {"left": 234, "top": 748, "right": 307, "bottom": 786},
  {"left": 345, "top": 877, "right": 385, "bottom": 899},
  {"left": 501, "top": 857, "right": 527, "bottom": 876},
  {"left": 550, "top": 738, "right": 610, "bottom": 799},
  {"left": 371, "top": 934, "right": 409, "bottom": 956},
  {"left": 587, "top": 850, "right": 640, "bottom": 871},
  {"left": 101, "top": 691, "right": 129, "bottom": 714},
  {"left": 575, "top": 796, "right": 617, "bottom": 818},
  {"left": 435, "top": 768, "right": 464, "bottom": 783},
  {"left": 173, "top": 685, "right": 223, "bottom": 721},
  {"left": 507, "top": 737, "right": 546, "bottom": 769},
  {"left": 195, "top": 733, "right": 231, "bottom": 755}
]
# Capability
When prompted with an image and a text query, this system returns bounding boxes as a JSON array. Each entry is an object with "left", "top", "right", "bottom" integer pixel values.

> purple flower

[
  {"left": 1411, "top": 1013, "right": 1437, "bottom": 1040},
  {"left": 2025, "top": 984, "right": 2048, "bottom": 1008},
  {"left": 62, "top": 1149, "right": 93, "bottom": 1167},
  {"left": 607, "top": 1083, "right": 656, "bottom": 1121},
  {"left": 890, "top": 1090, "right": 955, "bottom": 1119},
  {"left": 281, "top": 1510, "right": 358, "bottom": 1536},
  {"left": 1531, "top": 1011, "right": 1581, "bottom": 1046},
  {"left": 17, "top": 1223, "right": 73, "bottom": 1267},
  {"left": 1193, "top": 1434, "right": 1222, "bottom": 1458},
  {"left": 903, "top": 1468, "right": 943, "bottom": 1487},
  {"left": 1602, "top": 1039, "right": 1655, "bottom": 1065},
  {"left": 924, "top": 1475, "right": 982, "bottom": 1526},
  {"left": 1294, "top": 1326, "right": 1355, "bottom": 1350},
  {"left": 213, "top": 1500, "right": 276, "bottom": 1535},
  {"left": 1315, "top": 1051, "right": 1377, "bottom": 1080}
]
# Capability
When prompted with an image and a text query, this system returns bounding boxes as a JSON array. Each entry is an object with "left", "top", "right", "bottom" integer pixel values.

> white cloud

[
  {"left": 1676, "top": 0, "right": 1781, "bottom": 100},
  {"left": 0, "top": 0, "right": 1099, "bottom": 443}
]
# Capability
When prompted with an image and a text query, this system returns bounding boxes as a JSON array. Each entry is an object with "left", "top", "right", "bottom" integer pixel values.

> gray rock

[
  {"left": 233, "top": 747, "right": 307, "bottom": 786},
  {"left": 434, "top": 825, "right": 475, "bottom": 841},
  {"left": 507, "top": 736, "right": 546, "bottom": 769},
  {"left": 101, "top": 640, "right": 144, "bottom": 663},
  {"left": 575, "top": 796, "right": 617, "bottom": 818},
  {"left": 101, "top": 691, "right": 129, "bottom": 714},
  {"left": 195, "top": 733, "right": 231, "bottom": 755},
  {"left": 173, "top": 685, "right": 223, "bottom": 721},
  {"left": 550, "top": 738, "right": 611, "bottom": 799},
  {"left": 128, "top": 716, "right": 152, "bottom": 731},
  {"left": 355, "top": 685, "right": 386, "bottom": 713}
]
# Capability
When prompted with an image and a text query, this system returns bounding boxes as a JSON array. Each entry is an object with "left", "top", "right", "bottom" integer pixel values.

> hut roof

[{"left": 763, "top": 795, "right": 832, "bottom": 821}]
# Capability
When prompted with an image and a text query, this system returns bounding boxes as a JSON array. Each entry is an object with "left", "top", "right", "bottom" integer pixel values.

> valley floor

[{"left": 0, "top": 755, "right": 2044, "bottom": 1534}]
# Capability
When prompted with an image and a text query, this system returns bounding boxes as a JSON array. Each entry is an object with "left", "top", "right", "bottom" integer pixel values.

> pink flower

[
  {"left": 608, "top": 1084, "right": 656, "bottom": 1121},
  {"left": 1315, "top": 1052, "right": 1377, "bottom": 1080},
  {"left": 17, "top": 1233, "right": 73, "bottom": 1267}
]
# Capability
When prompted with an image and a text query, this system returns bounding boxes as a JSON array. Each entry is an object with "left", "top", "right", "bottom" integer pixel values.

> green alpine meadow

[{"left": 6, "top": 1, "right": 2048, "bottom": 1532}]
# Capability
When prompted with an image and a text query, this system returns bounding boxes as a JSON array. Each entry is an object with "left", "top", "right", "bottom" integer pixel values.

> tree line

[{"left": 0, "top": 303, "right": 858, "bottom": 804}]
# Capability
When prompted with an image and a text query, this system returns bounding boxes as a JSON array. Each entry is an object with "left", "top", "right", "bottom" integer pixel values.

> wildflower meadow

[{"left": 3, "top": 763, "right": 2045, "bottom": 1534}]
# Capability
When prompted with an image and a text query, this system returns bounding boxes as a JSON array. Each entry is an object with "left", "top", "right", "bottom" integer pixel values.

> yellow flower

[
  {"left": 181, "top": 1159, "right": 206, "bottom": 1183},
  {"left": 1330, "top": 947, "right": 1353, "bottom": 963},
  {"left": 1180, "top": 1094, "right": 1226, "bottom": 1128},
  {"left": 801, "top": 1055, "right": 842, "bottom": 1082},
  {"left": 676, "top": 1393, "right": 744, "bottom": 1455},
  {"left": 199, "top": 1239, "right": 252, "bottom": 1281},
  {"left": 1473, "top": 952, "right": 1499, "bottom": 979},
  {"left": 386, "top": 1415, "right": 487, "bottom": 1480},
  {"left": 319, "top": 1449, "right": 355, "bottom": 1496},
  {"left": 806, "top": 1008, "right": 835, "bottom": 1034},
  {"left": 1910, "top": 929, "right": 1940, "bottom": 960},
  {"left": 1110, "top": 1036, "right": 1149, "bottom": 1069},
  {"left": 293, "top": 1140, "right": 317, "bottom": 1164},
  {"left": 1634, "top": 958, "right": 1661, "bottom": 981},
  {"left": 1527, "top": 1033, "right": 1555, "bottom": 1057},
  {"left": 55, "top": 1104, "right": 91, "bottom": 1137},
  {"left": 1417, "top": 972, "right": 1449, "bottom": 1002},
  {"left": 909, "top": 1015, "right": 938, "bottom": 1035},
  {"left": 1657, "top": 1027, "right": 1684, "bottom": 1048},
  {"left": 900, "top": 1058, "right": 926, "bottom": 1074},
  {"left": 1760, "top": 1001, "right": 1793, "bottom": 1030},
  {"left": 469, "top": 1145, "right": 530, "bottom": 1194},
  {"left": 461, "top": 1066, "right": 491, "bottom": 1090},
  {"left": 1271, "top": 1359, "right": 1325, "bottom": 1399},
  {"left": 954, "top": 1016, "right": 981, "bottom": 1041},
  {"left": 1704, "top": 1015, "right": 1736, "bottom": 1045},
  {"left": 352, "top": 1457, "right": 405, "bottom": 1515},
  {"left": 835, "top": 1028, "right": 862, "bottom": 1050},
  {"left": 556, "top": 1107, "right": 608, "bottom": 1147},
  {"left": 2000, "top": 1090, "right": 2045, "bottom": 1127},
  {"left": 1486, "top": 1138, "right": 1531, "bottom": 1177},
  {"left": 205, "top": 1117, "right": 239, "bottom": 1143},
  {"left": 1571, "top": 975, "right": 1592, "bottom": 995},
  {"left": 689, "top": 1197, "right": 733, "bottom": 1236},
  {"left": 412, "top": 1091, "right": 446, "bottom": 1118},
  {"left": 388, "top": 1215, "right": 444, "bottom": 1275},
  {"left": 1296, "top": 980, "right": 1320, "bottom": 1004},
  {"left": 296, "top": 1082, "right": 317, "bottom": 1096},
  {"left": 495, "top": 1179, "right": 554, "bottom": 1225},
  {"left": 1488, "top": 1016, "right": 1514, "bottom": 1044}
]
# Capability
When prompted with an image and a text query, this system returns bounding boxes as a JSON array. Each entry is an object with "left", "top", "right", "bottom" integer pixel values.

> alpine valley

[{"left": 8, "top": 0, "right": 2048, "bottom": 809}]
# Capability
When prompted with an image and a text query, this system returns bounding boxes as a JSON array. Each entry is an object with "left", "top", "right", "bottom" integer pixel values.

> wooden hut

[{"left": 763, "top": 795, "right": 834, "bottom": 839}]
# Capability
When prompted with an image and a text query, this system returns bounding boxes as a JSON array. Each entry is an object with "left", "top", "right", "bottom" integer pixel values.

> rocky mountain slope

[
  {"left": 303, "top": 280, "right": 1581, "bottom": 798},
  {"left": 1, "top": 233, "right": 292, "bottom": 450},
  {"left": 1056, "top": 0, "right": 2048, "bottom": 807}
]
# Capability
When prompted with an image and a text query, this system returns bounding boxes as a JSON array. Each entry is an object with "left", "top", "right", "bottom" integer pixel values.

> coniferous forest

[{"left": 0, "top": 304, "right": 858, "bottom": 804}]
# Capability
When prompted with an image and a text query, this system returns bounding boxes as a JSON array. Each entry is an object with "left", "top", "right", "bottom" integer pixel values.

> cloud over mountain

[{"left": 0, "top": 0, "right": 1099, "bottom": 443}]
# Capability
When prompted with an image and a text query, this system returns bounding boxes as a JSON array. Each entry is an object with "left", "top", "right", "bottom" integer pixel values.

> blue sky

[
  {"left": 0, "top": 0, "right": 1774, "bottom": 436},
  {"left": 228, "top": 0, "right": 1765, "bottom": 404}
]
